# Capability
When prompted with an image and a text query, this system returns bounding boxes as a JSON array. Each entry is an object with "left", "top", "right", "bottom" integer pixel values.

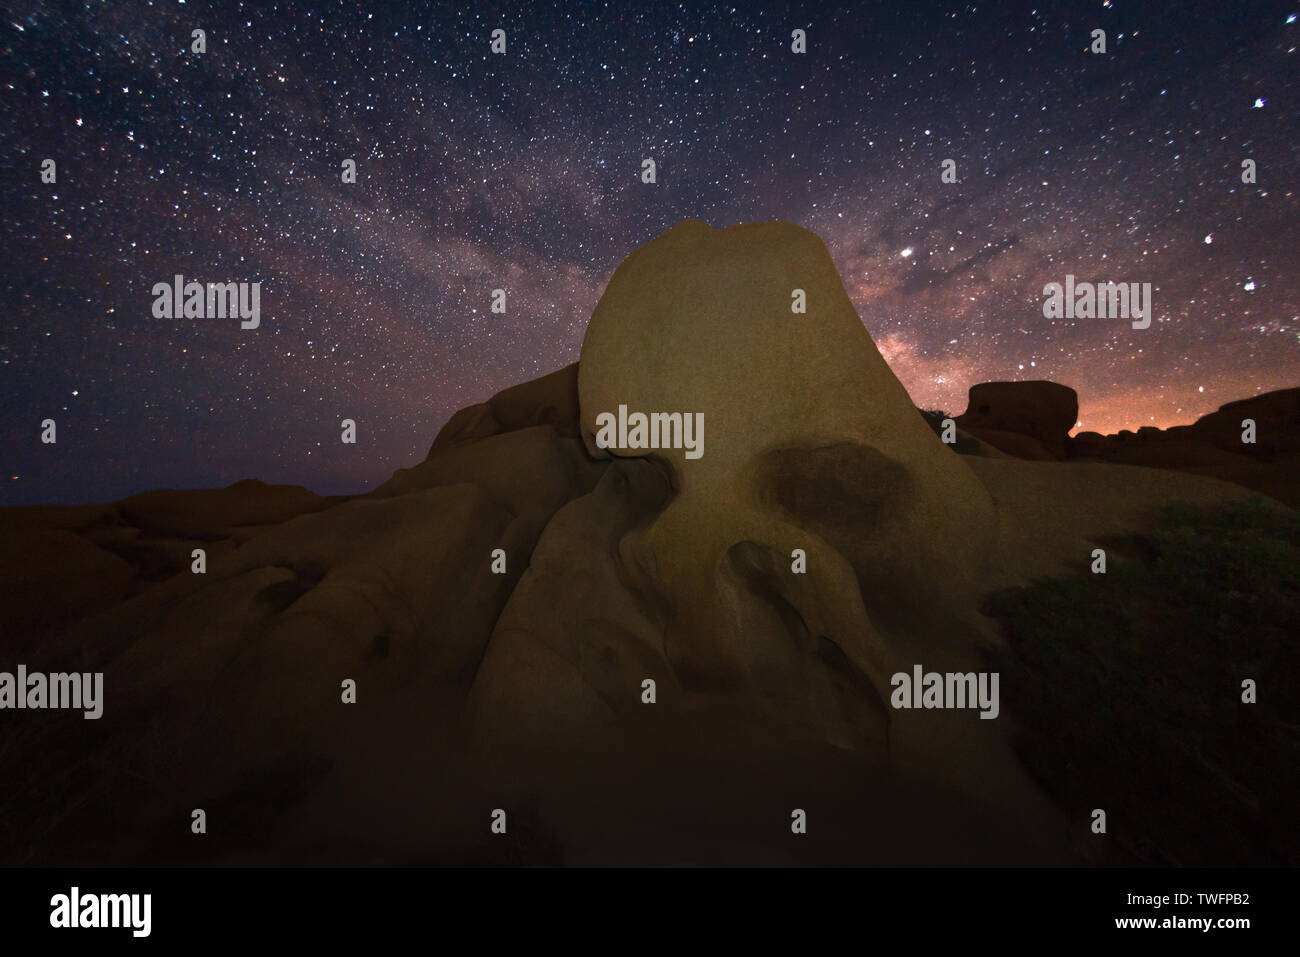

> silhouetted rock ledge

[{"left": 1061, "top": 386, "right": 1300, "bottom": 505}]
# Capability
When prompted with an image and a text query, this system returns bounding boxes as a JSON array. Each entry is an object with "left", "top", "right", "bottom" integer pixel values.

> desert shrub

[{"left": 983, "top": 497, "right": 1300, "bottom": 865}]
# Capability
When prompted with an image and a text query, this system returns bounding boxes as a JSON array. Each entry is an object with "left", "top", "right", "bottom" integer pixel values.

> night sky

[{"left": 2, "top": 0, "right": 1297, "bottom": 506}]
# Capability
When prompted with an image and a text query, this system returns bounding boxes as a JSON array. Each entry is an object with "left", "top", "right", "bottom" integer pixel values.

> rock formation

[
  {"left": 1062, "top": 386, "right": 1300, "bottom": 505},
  {"left": 943, "top": 380, "right": 1299, "bottom": 506},
  {"left": 0, "top": 220, "right": 1292, "bottom": 867},
  {"left": 471, "top": 220, "right": 998, "bottom": 760},
  {"left": 428, "top": 362, "right": 582, "bottom": 454},
  {"left": 955, "top": 380, "right": 1079, "bottom": 459}
]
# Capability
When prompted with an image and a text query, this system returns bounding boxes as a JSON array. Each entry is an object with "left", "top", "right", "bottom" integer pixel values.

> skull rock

[{"left": 570, "top": 219, "right": 995, "bottom": 747}]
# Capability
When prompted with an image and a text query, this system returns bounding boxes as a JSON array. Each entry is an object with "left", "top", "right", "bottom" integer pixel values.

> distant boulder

[
  {"left": 115, "top": 479, "right": 327, "bottom": 538},
  {"left": 1067, "top": 431, "right": 1109, "bottom": 456},
  {"left": 955, "top": 381, "right": 1078, "bottom": 459}
]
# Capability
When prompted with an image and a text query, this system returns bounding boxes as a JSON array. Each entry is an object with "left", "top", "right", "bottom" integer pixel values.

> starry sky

[{"left": 2, "top": 0, "right": 1297, "bottom": 505}]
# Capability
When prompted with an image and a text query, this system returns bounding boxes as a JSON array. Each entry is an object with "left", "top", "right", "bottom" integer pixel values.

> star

[{"left": 1, "top": 1, "right": 1295, "bottom": 504}]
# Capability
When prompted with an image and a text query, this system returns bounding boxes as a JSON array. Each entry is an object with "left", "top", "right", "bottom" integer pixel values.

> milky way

[{"left": 2, "top": 1, "right": 1297, "bottom": 505}]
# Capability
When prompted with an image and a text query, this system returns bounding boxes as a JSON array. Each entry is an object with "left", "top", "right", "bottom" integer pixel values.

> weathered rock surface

[
  {"left": 962, "top": 427, "right": 1057, "bottom": 461},
  {"left": 429, "top": 362, "right": 581, "bottom": 454}
]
